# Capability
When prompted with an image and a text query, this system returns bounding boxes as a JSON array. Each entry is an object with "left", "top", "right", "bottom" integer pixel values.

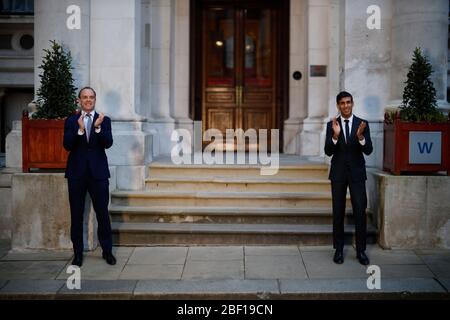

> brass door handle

[{"left": 236, "top": 86, "right": 243, "bottom": 107}]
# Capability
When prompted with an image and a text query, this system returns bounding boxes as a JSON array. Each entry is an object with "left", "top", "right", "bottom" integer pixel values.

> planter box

[
  {"left": 383, "top": 117, "right": 450, "bottom": 175},
  {"left": 21, "top": 111, "right": 68, "bottom": 172}
]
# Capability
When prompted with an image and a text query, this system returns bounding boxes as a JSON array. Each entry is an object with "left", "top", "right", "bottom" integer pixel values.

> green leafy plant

[
  {"left": 398, "top": 47, "right": 446, "bottom": 123},
  {"left": 32, "top": 40, "right": 77, "bottom": 119}
]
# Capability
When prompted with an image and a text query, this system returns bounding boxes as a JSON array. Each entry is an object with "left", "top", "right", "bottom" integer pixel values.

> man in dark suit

[
  {"left": 325, "top": 91, "right": 373, "bottom": 265},
  {"left": 63, "top": 87, "right": 116, "bottom": 267}
]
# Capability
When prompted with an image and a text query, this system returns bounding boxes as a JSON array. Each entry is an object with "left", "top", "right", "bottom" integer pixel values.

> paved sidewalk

[{"left": 0, "top": 240, "right": 449, "bottom": 299}]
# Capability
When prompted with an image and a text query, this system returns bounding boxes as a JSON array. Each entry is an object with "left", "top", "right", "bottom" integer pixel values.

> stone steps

[
  {"left": 111, "top": 190, "right": 351, "bottom": 208},
  {"left": 110, "top": 158, "right": 377, "bottom": 246},
  {"left": 148, "top": 163, "right": 329, "bottom": 179},
  {"left": 111, "top": 222, "right": 378, "bottom": 246},
  {"left": 145, "top": 176, "right": 331, "bottom": 192},
  {"left": 109, "top": 205, "right": 372, "bottom": 225}
]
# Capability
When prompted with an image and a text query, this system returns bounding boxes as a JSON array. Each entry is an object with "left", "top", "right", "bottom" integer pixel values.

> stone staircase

[{"left": 109, "top": 157, "right": 377, "bottom": 246}]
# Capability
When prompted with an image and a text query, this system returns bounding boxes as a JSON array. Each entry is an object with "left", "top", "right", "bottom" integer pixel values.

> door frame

[{"left": 189, "top": 0, "right": 290, "bottom": 153}]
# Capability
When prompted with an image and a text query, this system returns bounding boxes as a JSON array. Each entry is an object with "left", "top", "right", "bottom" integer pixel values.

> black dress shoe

[
  {"left": 102, "top": 251, "right": 117, "bottom": 265},
  {"left": 357, "top": 251, "right": 370, "bottom": 266},
  {"left": 72, "top": 253, "right": 83, "bottom": 267},
  {"left": 333, "top": 249, "right": 344, "bottom": 264}
]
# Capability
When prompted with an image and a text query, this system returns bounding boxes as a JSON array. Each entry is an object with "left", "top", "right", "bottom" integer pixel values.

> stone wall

[
  {"left": 0, "top": 169, "right": 18, "bottom": 240},
  {"left": 10, "top": 170, "right": 116, "bottom": 251},
  {"left": 11, "top": 173, "right": 72, "bottom": 250},
  {"left": 368, "top": 169, "right": 450, "bottom": 249}
]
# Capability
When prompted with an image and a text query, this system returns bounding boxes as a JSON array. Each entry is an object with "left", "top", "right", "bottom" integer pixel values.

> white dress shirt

[
  {"left": 77, "top": 110, "right": 101, "bottom": 136},
  {"left": 332, "top": 114, "right": 366, "bottom": 146}
]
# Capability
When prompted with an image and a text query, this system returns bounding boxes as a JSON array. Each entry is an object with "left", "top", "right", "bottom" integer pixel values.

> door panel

[
  {"left": 203, "top": 7, "right": 237, "bottom": 146},
  {"left": 208, "top": 109, "right": 235, "bottom": 134},
  {"left": 243, "top": 8, "right": 274, "bottom": 88}
]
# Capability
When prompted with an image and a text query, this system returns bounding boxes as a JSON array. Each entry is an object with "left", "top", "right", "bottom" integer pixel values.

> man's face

[
  {"left": 78, "top": 89, "right": 96, "bottom": 113},
  {"left": 337, "top": 97, "right": 353, "bottom": 119}
]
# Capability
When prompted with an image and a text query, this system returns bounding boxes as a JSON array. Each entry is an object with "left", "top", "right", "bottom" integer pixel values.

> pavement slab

[
  {"left": 245, "top": 255, "right": 307, "bottom": 279},
  {"left": 245, "top": 246, "right": 300, "bottom": 256},
  {"left": 119, "top": 264, "right": 183, "bottom": 280},
  {"left": 182, "top": 260, "right": 244, "bottom": 280},
  {"left": 128, "top": 247, "right": 188, "bottom": 265},
  {"left": 187, "top": 246, "right": 243, "bottom": 261}
]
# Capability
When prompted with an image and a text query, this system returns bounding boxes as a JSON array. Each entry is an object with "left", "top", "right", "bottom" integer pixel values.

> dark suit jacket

[
  {"left": 324, "top": 115, "right": 373, "bottom": 182},
  {"left": 63, "top": 112, "right": 113, "bottom": 180}
]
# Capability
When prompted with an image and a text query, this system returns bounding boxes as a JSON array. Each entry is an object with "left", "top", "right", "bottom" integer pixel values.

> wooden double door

[{"left": 191, "top": 0, "right": 288, "bottom": 151}]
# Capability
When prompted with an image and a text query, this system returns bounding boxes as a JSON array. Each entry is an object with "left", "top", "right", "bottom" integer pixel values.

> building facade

[
  {"left": 2, "top": 0, "right": 449, "bottom": 188},
  {"left": 0, "top": 0, "right": 449, "bottom": 246}
]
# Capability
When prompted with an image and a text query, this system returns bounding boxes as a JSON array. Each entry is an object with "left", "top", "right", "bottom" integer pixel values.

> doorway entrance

[{"left": 190, "top": 0, "right": 289, "bottom": 152}]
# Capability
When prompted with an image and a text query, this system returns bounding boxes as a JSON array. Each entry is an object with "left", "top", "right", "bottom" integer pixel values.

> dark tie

[
  {"left": 86, "top": 113, "right": 92, "bottom": 142},
  {"left": 344, "top": 120, "right": 350, "bottom": 144}
]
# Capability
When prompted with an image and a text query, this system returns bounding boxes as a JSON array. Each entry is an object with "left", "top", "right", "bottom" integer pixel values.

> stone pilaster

[
  {"left": 299, "top": 0, "right": 330, "bottom": 156},
  {"left": 90, "top": 0, "right": 152, "bottom": 190},
  {"left": 283, "top": 0, "right": 307, "bottom": 154},
  {"left": 145, "top": 0, "right": 176, "bottom": 156},
  {"left": 170, "top": 0, "right": 193, "bottom": 136},
  {"left": 34, "top": 0, "right": 91, "bottom": 95}
]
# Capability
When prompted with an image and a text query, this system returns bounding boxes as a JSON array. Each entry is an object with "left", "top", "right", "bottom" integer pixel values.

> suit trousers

[
  {"left": 67, "top": 175, "right": 112, "bottom": 255},
  {"left": 331, "top": 165, "right": 367, "bottom": 252}
]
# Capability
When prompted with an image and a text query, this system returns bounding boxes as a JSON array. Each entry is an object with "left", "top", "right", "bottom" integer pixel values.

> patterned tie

[
  {"left": 86, "top": 113, "right": 92, "bottom": 142},
  {"left": 344, "top": 120, "right": 350, "bottom": 144}
]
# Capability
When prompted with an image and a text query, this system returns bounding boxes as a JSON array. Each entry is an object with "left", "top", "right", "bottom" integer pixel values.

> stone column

[
  {"left": 170, "top": 0, "right": 193, "bottom": 136},
  {"left": 90, "top": 0, "right": 143, "bottom": 120},
  {"left": 390, "top": 0, "right": 449, "bottom": 109},
  {"left": 90, "top": 0, "right": 152, "bottom": 190},
  {"left": 299, "top": 0, "right": 330, "bottom": 156},
  {"left": 144, "top": 0, "right": 176, "bottom": 156},
  {"left": 340, "top": 0, "right": 393, "bottom": 170},
  {"left": 34, "top": 0, "right": 91, "bottom": 95},
  {"left": 284, "top": 0, "right": 308, "bottom": 154}
]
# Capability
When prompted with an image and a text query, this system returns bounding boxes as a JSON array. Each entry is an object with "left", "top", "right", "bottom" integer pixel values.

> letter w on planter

[{"left": 383, "top": 115, "right": 450, "bottom": 175}]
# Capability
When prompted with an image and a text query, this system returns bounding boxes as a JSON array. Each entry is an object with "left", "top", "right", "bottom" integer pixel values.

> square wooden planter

[
  {"left": 383, "top": 116, "right": 450, "bottom": 175},
  {"left": 22, "top": 111, "right": 68, "bottom": 172}
]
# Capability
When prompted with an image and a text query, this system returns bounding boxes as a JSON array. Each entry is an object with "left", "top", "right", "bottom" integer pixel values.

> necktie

[
  {"left": 344, "top": 120, "right": 350, "bottom": 144},
  {"left": 86, "top": 113, "right": 92, "bottom": 142}
]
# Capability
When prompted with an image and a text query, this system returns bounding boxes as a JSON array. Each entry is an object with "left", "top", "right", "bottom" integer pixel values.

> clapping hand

[
  {"left": 94, "top": 113, "right": 105, "bottom": 128},
  {"left": 356, "top": 121, "right": 367, "bottom": 141},
  {"left": 332, "top": 117, "right": 341, "bottom": 140},
  {"left": 77, "top": 114, "right": 85, "bottom": 131}
]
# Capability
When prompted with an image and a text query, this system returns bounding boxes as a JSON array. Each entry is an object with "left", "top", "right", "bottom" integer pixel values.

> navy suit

[
  {"left": 63, "top": 112, "right": 113, "bottom": 255},
  {"left": 324, "top": 115, "right": 373, "bottom": 252}
]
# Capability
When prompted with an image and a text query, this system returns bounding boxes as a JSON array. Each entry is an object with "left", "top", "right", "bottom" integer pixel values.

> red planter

[
  {"left": 22, "top": 111, "right": 68, "bottom": 172},
  {"left": 383, "top": 115, "right": 450, "bottom": 175}
]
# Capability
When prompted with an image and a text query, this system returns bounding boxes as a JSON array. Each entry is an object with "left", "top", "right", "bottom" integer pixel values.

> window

[{"left": 0, "top": 0, "right": 34, "bottom": 15}]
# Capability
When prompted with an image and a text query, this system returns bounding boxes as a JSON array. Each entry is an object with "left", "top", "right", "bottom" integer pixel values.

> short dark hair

[
  {"left": 78, "top": 86, "right": 96, "bottom": 98},
  {"left": 336, "top": 91, "right": 353, "bottom": 104}
]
